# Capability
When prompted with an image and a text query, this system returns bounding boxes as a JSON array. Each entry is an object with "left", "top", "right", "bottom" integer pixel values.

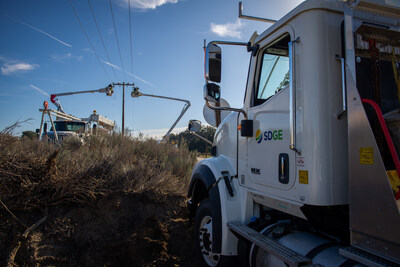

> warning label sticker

[
  {"left": 296, "top": 157, "right": 305, "bottom": 167},
  {"left": 299, "top": 170, "right": 309, "bottom": 184},
  {"left": 360, "top": 147, "right": 374, "bottom": 165}
]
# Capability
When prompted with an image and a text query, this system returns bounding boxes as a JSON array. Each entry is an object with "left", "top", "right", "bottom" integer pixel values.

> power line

[
  {"left": 67, "top": 0, "right": 111, "bottom": 81},
  {"left": 108, "top": 0, "right": 126, "bottom": 81},
  {"left": 128, "top": 0, "right": 134, "bottom": 134},
  {"left": 129, "top": 0, "right": 134, "bottom": 81},
  {"left": 87, "top": 0, "right": 118, "bottom": 81}
]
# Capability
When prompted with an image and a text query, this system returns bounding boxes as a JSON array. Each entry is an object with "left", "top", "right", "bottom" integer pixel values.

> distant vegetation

[
  {"left": 169, "top": 125, "right": 216, "bottom": 154},
  {"left": 21, "top": 130, "right": 37, "bottom": 139}
]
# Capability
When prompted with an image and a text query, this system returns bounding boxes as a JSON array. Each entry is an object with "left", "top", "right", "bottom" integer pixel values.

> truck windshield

[{"left": 50, "top": 121, "right": 85, "bottom": 132}]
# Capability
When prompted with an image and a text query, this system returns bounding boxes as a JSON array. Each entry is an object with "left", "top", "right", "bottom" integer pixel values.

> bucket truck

[
  {"left": 187, "top": 1, "right": 400, "bottom": 266},
  {"left": 39, "top": 84, "right": 115, "bottom": 143},
  {"left": 131, "top": 87, "right": 191, "bottom": 141}
]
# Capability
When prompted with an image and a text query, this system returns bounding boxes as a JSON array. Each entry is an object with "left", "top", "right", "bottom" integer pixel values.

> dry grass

[
  {"left": 0, "top": 128, "right": 199, "bottom": 266},
  {"left": 0, "top": 132, "right": 197, "bottom": 211}
]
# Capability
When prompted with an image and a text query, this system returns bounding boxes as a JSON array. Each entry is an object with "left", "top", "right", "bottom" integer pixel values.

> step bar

[
  {"left": 227, "top": 222, "right": 312, "bottom": 267},
  {"left": 228, "top": 222, "right": 400, "bottom": 267},
  {"left": 339, "top": 246, "right": 399, "bottom": 267}
]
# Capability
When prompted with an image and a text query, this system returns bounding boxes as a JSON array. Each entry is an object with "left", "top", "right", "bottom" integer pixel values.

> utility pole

[{"left": 113, "top": 82, "right": 135, "bottom": 135}]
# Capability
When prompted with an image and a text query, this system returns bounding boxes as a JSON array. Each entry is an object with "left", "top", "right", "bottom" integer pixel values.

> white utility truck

[
  {"left": 187, "top": 0, "right": 400, "bottom": 266},
  {"left": 38, "top": 85, "right": 115, "bottom": 144},
  {"left": 38, "top": 108, "right": 115, "bottom": 144}
]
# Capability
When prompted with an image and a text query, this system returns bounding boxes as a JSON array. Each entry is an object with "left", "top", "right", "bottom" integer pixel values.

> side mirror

[
  {"left": 205, "top": 43, "right": 221, "bottom": 83},
  {"left": 203, "top": 83, "right": 221, "bottom": 103},
  {"left": 188, "top": 120, "right": 202, "bottom": 132}
]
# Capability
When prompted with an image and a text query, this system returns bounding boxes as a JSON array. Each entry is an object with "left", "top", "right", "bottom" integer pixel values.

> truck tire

[{"left": 194, "top": 199, "right": 239, "bottom": 267}]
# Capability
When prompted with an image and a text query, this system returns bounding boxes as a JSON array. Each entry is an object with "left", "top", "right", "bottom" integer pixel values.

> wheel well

[
  {"left": 187, "top": 165, "right": 223, "bottom": 253},
  {"left": 189, "top": 179, "right": 208, "bottom": 219}
]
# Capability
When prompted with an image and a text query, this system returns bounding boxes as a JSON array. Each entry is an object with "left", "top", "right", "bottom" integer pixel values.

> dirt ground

[{"left": 1, "top": 191, "right": 200, "bottom": 267}]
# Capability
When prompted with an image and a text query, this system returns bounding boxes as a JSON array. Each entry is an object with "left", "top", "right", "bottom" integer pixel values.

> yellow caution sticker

[
  {"left": 359, "top": 147, "right": 374, "bottom": 165},
  {"left": 299, "top": 170, "right": 309, "bottom": 184},
  {"left": 387, "top": 170, "right": 400, "bottom": 194}
]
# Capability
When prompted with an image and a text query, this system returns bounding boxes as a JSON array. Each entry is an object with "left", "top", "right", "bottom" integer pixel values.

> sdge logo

[
  {"left": 255, "top": 129, "right": 283, "bottom": 144},
  {"left": 256, "top": 130, "right": 262, "bottom": 143}
]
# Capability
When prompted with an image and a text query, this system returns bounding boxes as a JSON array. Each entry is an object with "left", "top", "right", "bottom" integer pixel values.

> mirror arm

[
  {"left": 239, "top": 2, "right": 277, "bottom": 24},
  {"left": 208, "top": 40, "right": 248, "bottom": 47},
  {"left": 206, "top": 100, "right": 248, "bottom": 120}
]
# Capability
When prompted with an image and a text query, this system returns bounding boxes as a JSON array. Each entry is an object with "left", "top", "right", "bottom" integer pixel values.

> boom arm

[
  {"left": 50, "top": 84, "right": 114, "bottom": 113},
  {"left": 131, "top": 88, "right": 191, "bottom": 141}
]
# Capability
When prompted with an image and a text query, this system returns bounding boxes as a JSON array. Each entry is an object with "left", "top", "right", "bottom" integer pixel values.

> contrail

[
  {"left": 101, "top": 60, "right": 155, "bottom": 88},
  {"left": 101, "top": 60, "right": 121, "bottom": 70},
  {"left": 29, "top": 84, "right": 50, "bottom": 97},
  {"left": 8, "top": 16, "right": 72, "bottom": 47},
  {"left": 126, "top": 71, "right": 155, "bottom": 88}
]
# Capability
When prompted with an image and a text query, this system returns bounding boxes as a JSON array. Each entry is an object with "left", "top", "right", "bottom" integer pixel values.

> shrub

[{"left": 0, "top": 132, "right": 197, "bottom": 211}]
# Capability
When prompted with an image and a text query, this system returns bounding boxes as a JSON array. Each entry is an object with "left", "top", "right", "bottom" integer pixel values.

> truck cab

[
  {"left": 188, "top": 0, "right": 400, "bottom": 266},
  {"left": 50, "top": 121, "right": 86, "bottom": 133},
  {"left": 39, "top": 107, "right": 115, "bottom": 144},
  {"left": 47, "top": 120, "right": 87, "bottom": 142}
]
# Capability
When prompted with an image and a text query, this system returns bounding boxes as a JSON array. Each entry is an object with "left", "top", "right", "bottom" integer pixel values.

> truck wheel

[{"left": 194, "top": 199, "right": 238, "bottom": 267}]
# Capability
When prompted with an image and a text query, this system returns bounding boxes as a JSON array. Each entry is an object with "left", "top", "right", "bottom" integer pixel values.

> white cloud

[
  {"left": 133, "top": 126, "right": 186, "bottom": 139},
  {"left": 210, "top": 19, "right": 243, "bottom": 38},
  {"left": 29, "top": 84, "right": 50, "bottom": 97},
  {"left": 117, "top": 0, "right": 179, "bottom": 9},
  {"left": 83, "top": 48, "right": 94, "bottom": 54},
  {"left": 1, "top": 62, "right": 38, "bottom": 75},
  {"left": 52, "top": 53, "right": 83, "bottom": 63}
]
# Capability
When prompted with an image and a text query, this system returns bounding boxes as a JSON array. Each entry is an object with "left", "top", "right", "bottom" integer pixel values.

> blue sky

[{"left": 0, "top": 0, "right": 303, "bottom": 138}]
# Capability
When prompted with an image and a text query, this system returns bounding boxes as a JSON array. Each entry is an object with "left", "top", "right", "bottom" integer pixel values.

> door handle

[{"left": 279, "top": 153, "right": 289, "bottom": 184}]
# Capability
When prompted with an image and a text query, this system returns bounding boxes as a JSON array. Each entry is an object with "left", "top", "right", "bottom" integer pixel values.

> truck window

[
  {"left": 254, "top": 34, "right": 290, "bottom": 106},
  {"left": 51, "top": 121, "right": 85, "bottom": 132}
]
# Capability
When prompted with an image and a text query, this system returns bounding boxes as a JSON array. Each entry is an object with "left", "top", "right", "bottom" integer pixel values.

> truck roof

[
  {"left": 254, "top": 0, "right": 400, "bottom": 45},
  {"left": 54, "top": 120, "right": 86, "bottom": 123},
  {"left": 254, "top": 0, "right": 343, "bottom": 45}
]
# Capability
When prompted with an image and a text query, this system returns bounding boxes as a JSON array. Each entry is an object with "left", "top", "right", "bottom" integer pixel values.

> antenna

[{"left": 238, "top": 2, "right": 277, "bottom": 24}]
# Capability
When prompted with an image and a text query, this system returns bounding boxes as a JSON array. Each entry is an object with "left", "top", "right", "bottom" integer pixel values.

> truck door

[{"left": 245, "top": 33, "right": 296, "bottom": 193}]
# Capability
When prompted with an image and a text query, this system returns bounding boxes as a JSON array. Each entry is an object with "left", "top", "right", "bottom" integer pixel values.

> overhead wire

[
  {"left": 108, "top": 0, "right": 126, "bottom": 81},
  {"left": 66, "top": 0, "right": 111, "bottom": 81},
  {"left": 129, "top": 0, "right": 134, "bottom": 133},
  {"left": 87, "top": 0, "right": 118, "bottom": 81},
  {"left": 129, "top": 0, "right": 134, "bottom": 82}
]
